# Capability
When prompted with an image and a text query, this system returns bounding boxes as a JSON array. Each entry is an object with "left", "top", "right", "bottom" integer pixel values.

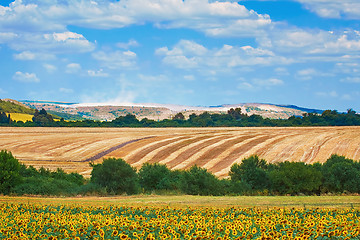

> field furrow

[{"left": 0, "top": 127, "right": 359, "bottom": 177}]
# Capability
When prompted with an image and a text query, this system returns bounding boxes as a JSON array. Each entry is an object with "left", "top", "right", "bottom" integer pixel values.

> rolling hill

[
  {"left": 21, "top": 100, "right": 322, "bottom": 121},
  {"left": 1, "top": 126, "right": 358, "bottom": 178}
]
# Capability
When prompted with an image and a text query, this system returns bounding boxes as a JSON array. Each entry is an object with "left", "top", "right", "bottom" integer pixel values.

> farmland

[
  {"left": 0, "top": 196, "right": 359, "bottom": 239},
  {"left": 0, "top": 126, "right": 359, "bottom": 178}
]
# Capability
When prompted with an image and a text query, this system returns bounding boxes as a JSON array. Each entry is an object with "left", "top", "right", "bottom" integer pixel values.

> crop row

[{"left": 0, "top": 203, "right": 359, "bottom": 239}]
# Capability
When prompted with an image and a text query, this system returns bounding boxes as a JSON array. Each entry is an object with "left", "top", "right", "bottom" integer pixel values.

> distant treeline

[
  {"left": 1, "top": 107, "right": 360, "bottom": 127},
  {"left": 1, "top": 150, "right": 360, "bottom": 196}
]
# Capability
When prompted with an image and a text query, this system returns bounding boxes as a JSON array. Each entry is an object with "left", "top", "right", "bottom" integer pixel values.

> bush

[
  {"left": 0, "top": 150, "right": 22, "bottom": 194},
  {"left": 138, "top": 163, "right": 174, "bottom": 192},
  {"left": 13, "top": 177, "right": 81, "bottom": 196},
  {"left": 229, "top": 155, "right": 270, "bottom": 192},
  {"left": 269, "top": 161, "right": 322, "bottom": 195},
  {"left": 90, "top": 158, "right": 139, "bottom": 195},
  {"left": 322, "top": 154, "right": 360, "bottom": 193},
  {"left": 181, "top": 165, "right": 225, "bottom": 196}
]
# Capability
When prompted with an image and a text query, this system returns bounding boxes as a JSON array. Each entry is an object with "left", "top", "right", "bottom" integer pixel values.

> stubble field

[{"left": 0, "top": 126, "right": 359, "bottom": 177}]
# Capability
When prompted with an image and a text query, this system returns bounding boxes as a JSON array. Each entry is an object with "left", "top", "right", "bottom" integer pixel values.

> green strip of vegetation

[{"left": 1, "top": 107, "right": 360, "bottom": 127}]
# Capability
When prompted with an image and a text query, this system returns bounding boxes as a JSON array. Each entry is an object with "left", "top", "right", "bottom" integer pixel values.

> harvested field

[{"left": 0, "top": 126, "right": 359, "bottom": 178}]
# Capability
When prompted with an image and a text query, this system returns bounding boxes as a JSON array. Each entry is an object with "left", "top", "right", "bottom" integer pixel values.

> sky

[{"left": 0, "top": 0, "right": 360, "bottom": 112}]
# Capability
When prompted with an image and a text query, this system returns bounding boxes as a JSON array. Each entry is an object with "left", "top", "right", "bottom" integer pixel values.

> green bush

[
  {"left": 90, "top": 158, "right": 139, "bottom": 195},
  {"left": 0, "top": 150, "right": 22, "bottom": 195},
  {"left": 181, "top": 165, "right": 225, "bottom": 196}
]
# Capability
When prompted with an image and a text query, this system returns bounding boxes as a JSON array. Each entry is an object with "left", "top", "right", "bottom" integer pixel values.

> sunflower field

[{"left": 0, "top": 203, "right": 359, "bottom": 240}]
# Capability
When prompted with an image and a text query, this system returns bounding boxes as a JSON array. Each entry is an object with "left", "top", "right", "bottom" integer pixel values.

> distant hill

[
  {"left": 20, "top": 100, "right": 323, "bottom": 121},
  {"left": 0, "top": 99, "right": 71, "bottom": 121},
  {"left": 0, "top": 99, "right": 35, "bottom": 114}
]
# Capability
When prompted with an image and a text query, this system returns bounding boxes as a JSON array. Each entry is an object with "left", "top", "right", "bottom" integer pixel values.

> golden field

[
  {"left": 7, "top": 113, "right": 33, "bottom": 122},
  {"left": 0, "top": 126, "right": 359, "bottom": 177}
]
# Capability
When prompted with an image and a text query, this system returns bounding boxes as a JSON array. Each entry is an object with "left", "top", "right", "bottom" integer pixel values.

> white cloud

[
  {"left": 0, "top": 32, "right": 17, "bottom": 43},
  {"left": 92, "top": 50, "right": 137, "bottom": 69},
  {"left": 12, "top": 71, "right": 40, "bottom": 83},
  {"left": 43, "top": 63, "right": 57, "bottom": 73},
  {"left": 295, "top": 0, "right": 360, "bottom": 19},
  {"left": 0, "top": 0, "right": 271, "bottom": 42},
  {"left": 13, "top": 51, "right": 55, "bottom": 60},
  {"left": 59, "top": 87, "right": 74, "bottom": 94},
  {"left": 117, "top": 39, "right": 139, "bottom": 49},
  {"left": 237, "top": 78, "right": 283, "bottom": 90},
  {"left": 156, "top": 40, "right": 289, "bottom": 70},
  {"left": 0, "top": 88, "right": 6, "bottom": 94},
  {"left": 88, "top": 69, "right": 109, "bottom": 77},
  {"left": 138, "top": 74, "right": 168, "bottom": 82},
  {"left": 66, "top": 63, "right": 81, "bottom": 74}
]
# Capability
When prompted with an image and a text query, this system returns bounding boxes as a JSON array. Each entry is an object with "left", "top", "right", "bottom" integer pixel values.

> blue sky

[{"left": 0, "top": 0, "right": 360, "bottom": 112}]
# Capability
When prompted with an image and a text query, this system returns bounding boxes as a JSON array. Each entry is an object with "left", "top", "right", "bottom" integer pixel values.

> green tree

[
  {"left": 138, "top": 163, "right": 173, "bottom": 192},
  {"left": 32, "top": 108, "right": 54, "bottom": 126},
  {"left": 322, "top": 154, "right": 360, "bottom": 193},
  {"left": 90, "top": 158, "right": 139, "bottom": 195},
  {"left": 269, "top": 161, "right": 322, "bottom": 195},
  {"left": 229, "top": 155, "right": 270, "bottom": 191},
  {"left": 0, "top": 150, "right": 22, "bottom": 194},
  {"left": 181, "top": 165, "right": 224, "bottom": 196}
]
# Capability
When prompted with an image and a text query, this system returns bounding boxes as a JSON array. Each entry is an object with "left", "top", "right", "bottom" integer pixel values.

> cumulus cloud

[
  {"left": 156, "top": 40, "right": 289, "bottom": 71},
  {"left": 0, "top": 0, "right": 271, "bottom": 44},
  {"left": 237, "top": 78, "right": 283, "bottom": 90},
  {"left": 295, "top": 0, "right": 360, "bottom": 19},
  {"left": 13, "top": 51, "right": 55, "bottom": 60},
  {"left": 66, "top": 63, "right": 81, "bottom": 74},
  {"left": 12, "top": 71, "right": 40, "bottom": 83},
  {"left": 92, "top": 50, "right": 137, "bottom": 69},
  {"left": 43, "top": 63, "right": 57, "bottom": 73},
  {"left": 116, "top": 39, "right": 139, "bottom": 49},
  {"left": 88, "top": 69, "right": 109, "bottom": 77}
]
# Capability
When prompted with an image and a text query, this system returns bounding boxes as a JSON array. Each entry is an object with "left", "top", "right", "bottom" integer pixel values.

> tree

[
  {"left": 269, "top": 161, "right": 322, "bottom": 195},
  {"left": 0, "top": 112, "right": 10, "bottom": 124},
  {"left": 181, "top": 165, "right": 224, "bottom": 196},
  {"left": 322, "top": 154, "right": 360, "bottom": 193},
  {"left": 32, "top": 108, "right": 54, "bottom": 126},
  {"left": 90, "top": 158, "right": 139, "bottom": 195},
  {"left": 0, "top": 150, "right": 22, "bottom": 194},
  {"left": 229, "top": 155, "right": 270, "bottom": 191},
  {"left": 173, "top": 112, "right": 185, "bottom": 120},
  {"left": 138, "top": 163, "right": 173, "bottom": 192}
]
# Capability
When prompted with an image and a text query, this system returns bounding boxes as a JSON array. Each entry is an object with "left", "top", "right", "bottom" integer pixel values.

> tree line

[{"left": 1, "top": 150, "right": 359, "bottom": 196}]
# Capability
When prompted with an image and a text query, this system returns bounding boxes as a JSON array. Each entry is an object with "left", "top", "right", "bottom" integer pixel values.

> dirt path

[{"left": 79, "top": 136, "right": 154, "bottom": 162}]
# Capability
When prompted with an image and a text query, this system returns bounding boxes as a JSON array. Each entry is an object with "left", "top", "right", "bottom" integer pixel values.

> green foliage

[
  {"left": 90, "top": 158, "right": 139, "bottom": 195},
  {"left": 32, "top": 108, "right": 54, "bottom": 126},
  {"left": 138, "top": 163, "right": 175, "bottom": 192},
  {"left": 229, "top": 155, "right": 270, "bottom": 191},
  {"left": 269, "top": 161, "right": 322, "bottom": 195},
  {"left": 0, "top": 99, "right": 34, "bottom": 115},
  {"left": 322, "top": 154, "right": 360, "bottom": 193},
  {"left": 0, "top": 150, "right": 22, "bottom": 195},
  {"left": 13, "top": 177, "right": 81, "bottom": 196},
  {"left": 181, "top": 165, "right": 225, "bottom": 196}
]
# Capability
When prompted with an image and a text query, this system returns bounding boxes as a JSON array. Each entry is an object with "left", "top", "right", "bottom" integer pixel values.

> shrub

[
  {"left": 0, "top": 150, "right": 22, "bottom": 194},
  {"left": 90, "top": 158, "right": 139, "bottom": 195}
]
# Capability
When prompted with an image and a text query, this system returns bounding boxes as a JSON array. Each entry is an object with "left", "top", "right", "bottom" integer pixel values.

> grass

[{"left": 1, "top": 195, "right": 359, "bottom": 209}]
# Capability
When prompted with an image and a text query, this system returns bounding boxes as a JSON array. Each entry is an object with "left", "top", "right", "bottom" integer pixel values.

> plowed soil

[{"left": 0, "top": 127, "right": 359, "bottom": 178}]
